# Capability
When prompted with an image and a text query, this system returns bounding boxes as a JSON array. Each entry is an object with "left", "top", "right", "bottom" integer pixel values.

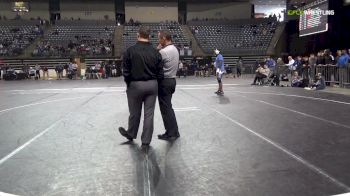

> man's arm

[
  {"left": 286, "top": 60, "right": 294, "bottom": 66},
  {"left": 122, "top": 49, "right": 131, "bottom": 84},
  {"left": 156, "top": 51, "right": 164, "bottom": 80}
]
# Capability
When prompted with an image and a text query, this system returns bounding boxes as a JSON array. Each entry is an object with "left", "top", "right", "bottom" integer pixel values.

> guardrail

[{"left": 243, "top": 64, "right": 350, "bottom": 88}]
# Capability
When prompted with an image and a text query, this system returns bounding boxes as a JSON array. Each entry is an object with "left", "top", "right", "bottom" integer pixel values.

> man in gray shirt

[{"left": 157, "top": 30, "right": 180, "bottom": 140}]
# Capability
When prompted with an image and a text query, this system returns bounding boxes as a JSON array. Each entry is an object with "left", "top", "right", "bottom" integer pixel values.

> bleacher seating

[
  {"left": 0, "top": 21, "right": 42, "bottom": 57},
  {"left": 33, "top": 20, "right": 115, "bottom": 57},
  {"left": 190, "top": 20, "right": 277, "bottom": 55},
  {"left": 123, "top": 22, "right": 189, "bottom": 50}
]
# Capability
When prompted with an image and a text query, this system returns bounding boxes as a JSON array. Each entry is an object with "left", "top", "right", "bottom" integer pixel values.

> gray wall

[
  {"left": 60, "top": 0, "right": 114, "bottom": 20},
  {"left": 125, "top": 2, "right": 178, "bottom": 23},
  {"left": 187, "top": 2, "right": 252, "bottom": 20}
]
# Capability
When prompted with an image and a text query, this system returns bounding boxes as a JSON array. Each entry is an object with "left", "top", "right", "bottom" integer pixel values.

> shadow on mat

[{"left": 217, "top": 95, "right": 231, "bottom": 105}]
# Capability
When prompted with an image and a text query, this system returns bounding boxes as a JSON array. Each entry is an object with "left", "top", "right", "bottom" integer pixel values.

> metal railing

[{"left": 243, "top": 64, "right": 350, "bottom": 88}]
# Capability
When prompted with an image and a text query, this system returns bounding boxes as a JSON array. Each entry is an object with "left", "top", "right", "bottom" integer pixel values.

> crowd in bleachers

[
  {"left": 0, "top": 24, "right": 43, "bottom": 57},
  {"left": 32, "top": 24, "right": 115, "bottom": 57}
]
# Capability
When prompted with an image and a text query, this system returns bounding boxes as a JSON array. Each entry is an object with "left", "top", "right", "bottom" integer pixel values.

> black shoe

[
  {"left": 158, "top": 133, "right": 180, "bottom": 141},
  {"left": 119, "top": 127, "right": 133, "bottom": 141}
]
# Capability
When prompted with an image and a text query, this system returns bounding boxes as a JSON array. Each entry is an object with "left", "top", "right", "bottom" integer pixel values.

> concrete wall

[
  {"left": 60, "top": 0, "right": 114, "bottom": 20},
  {"left": 125, "top": 2, "right": 178, "bottom": 23},
  {"left": 187, "top": 2, "right": 252, "bottom": 21},
  {"left": 0, "top": 0, "right": 49, "bottom": 20}
]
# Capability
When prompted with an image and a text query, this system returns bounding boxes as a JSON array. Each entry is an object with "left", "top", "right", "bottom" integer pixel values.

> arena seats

[
  {"left": 123, "top": 22, "right": 189, "bottom": 50},
  {"left": 0, "top": 20, "right": 42, "bottom": 57},
  {"left": 33, "top": 20, "right": 115, "bottom": 57},
  {"left": 189, "top": 19, "right": 277, "bottom": 55}
]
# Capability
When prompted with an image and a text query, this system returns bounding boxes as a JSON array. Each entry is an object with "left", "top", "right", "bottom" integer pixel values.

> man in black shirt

[{"left": 119, "top": 26, "right": 164, "bottom": 146}]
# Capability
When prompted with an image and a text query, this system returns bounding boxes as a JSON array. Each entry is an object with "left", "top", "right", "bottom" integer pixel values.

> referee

[
  {"left": 119, "top": 26, "right": 163, "bottom": 146},
  {"left": 157, "top": 30, "right": 180, "bottom": 140}
]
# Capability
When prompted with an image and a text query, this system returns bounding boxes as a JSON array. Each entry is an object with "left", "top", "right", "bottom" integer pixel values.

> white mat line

[
  {"left": 211, "top": 108, "right": 350, "bottom": 192},
  {"left": 256, "top": 100, "right": 350, "bottom": 130},
  {"left": 0, "top": 191, "right": 20, "bottom": 196},
  {"left": 5, "top": 83, "right": 240, "bottom": 92},
  {"left": 0, "top": 96, "right": 88, "bottom": 114},
  {"left": 0, "top": 93, "right": 123, "bottom": 115},
  {"left": 0, "top": 91, "right": 103, "bottom": 165},
  {"left": 333, "top": 193, "right": 350, "bottom": 196},
  {"left": 174, "top": 107, "right": 201, "bottom": 112},
  {"left": 224, "top": 90, "right": 350, "bottom": 105}
]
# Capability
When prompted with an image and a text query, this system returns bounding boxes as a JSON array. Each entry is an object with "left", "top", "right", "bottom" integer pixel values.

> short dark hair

[
  {"left": 138, "top": 26, "right": 150, "bottom": 39},
  {"left": 159, "top": 30, "right": 172, "bottom": 41}
]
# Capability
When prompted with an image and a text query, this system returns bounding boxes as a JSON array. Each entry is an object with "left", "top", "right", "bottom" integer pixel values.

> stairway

[
  {"left": 114, "top": 25, "right": 124, "bottom": 58},
  {"left": 266, "top": 22, "right": 286, "bottom": 56},
  {"left": 181, "top": 25, "right": 206, "bottom": 57}
]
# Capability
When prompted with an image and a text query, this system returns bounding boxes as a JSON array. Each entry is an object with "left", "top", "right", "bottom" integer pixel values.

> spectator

[
  {"left": 35, "top": 64, "right": 41, "bottom": 79},
  {"left": 236, "top": 57, "right": 243, "bottom": 78},
  {"left": 56, "top": 64, "right": 63, "bottom": 80},
  {"left": 42, "top": 66, "right": 49, "bottom": 80},
  {"left": 295, "top": 56, "right": 303, "bottom": 76},
  {"left": 308, "top": 54, "right": 317, "bottom": 81},
  {"left": 178, "top": 60, "right": 184, "bottom": 78},
  {"left": 316, "top": 51, "right": 325, "bottom": 65},
  {"left": 309, "top": 73, "right": 326, "bottom": 90},
  {"left": 291, "top": 71, "right": 303, "bottom": 87},
  {"left": 266, "top": 56, "right": 276, "bottom": 73},
  {"left": 323, "top": 49, "right": 335, "bottom": 85},
  {"left": 72, "top": 62, "right": 78, "bottom": 79},
  {"left": 193, "top": 60, "right": 200, "bottom": 77},
  {"left": 252, "top": 64, "right": 270, "bottom": 85},
  {"left": 301, "top": 56, "right": 309, "bottom": 79},
  {"left": 105, "top": 62, "right": 111, "bottom": 79},
  {"left": 275, "top": 57, "right": 284, "bottom": 78},
  {"left": 111, "top": 62, "right": 117, "bottom": 77},
  {"left": 28, "top": 67, "right": 36, "bottom": 79},
  {"left": 286, "top": 56, "right": 296, "bottom": 80},
  {"left": 0, "top": 62, "right": 3, "bottom": 80},
  {"left": 336, "top": 50, "right": 349, "bottom": 88}
]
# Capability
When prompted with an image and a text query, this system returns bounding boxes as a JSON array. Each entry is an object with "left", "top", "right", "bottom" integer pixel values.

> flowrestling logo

[{"left": 287, "top": 9, "right": 335, "bottom": 16}]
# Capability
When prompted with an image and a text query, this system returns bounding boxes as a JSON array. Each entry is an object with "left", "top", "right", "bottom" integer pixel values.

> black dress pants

[{"left": 158, "top": 78, "right": 179, "bottom": 137}]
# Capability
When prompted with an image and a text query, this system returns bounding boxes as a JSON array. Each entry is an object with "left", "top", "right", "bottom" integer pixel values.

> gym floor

[{"left": 0, "top": 77, "right": 349, "bottom": 196}]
